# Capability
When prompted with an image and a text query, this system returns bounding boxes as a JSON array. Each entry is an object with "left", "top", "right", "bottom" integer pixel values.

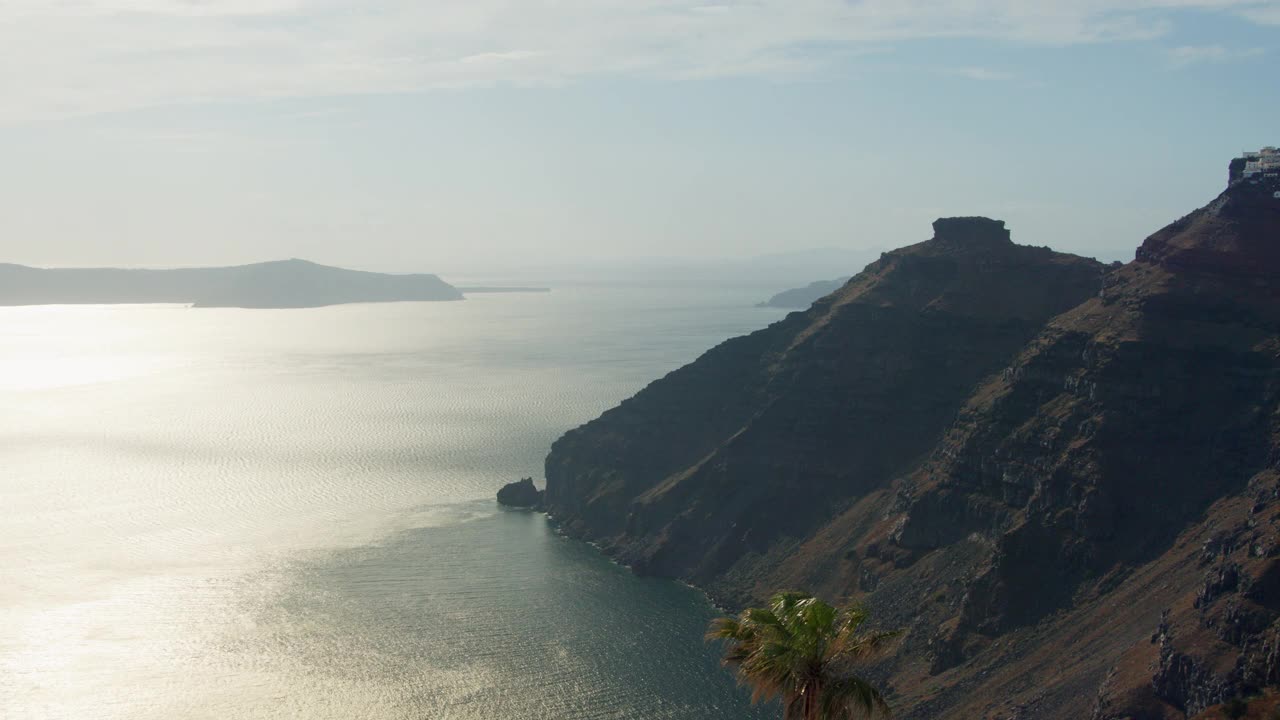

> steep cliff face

[
  {"left": 544, "top": 170, "right": 1280, "bottom": 718},
  {"left": 877, "top": 174, "right": 1280, "bottom": 719},
  {"left": 545, "top": 217, "right": 1105, "bottom": 603}
]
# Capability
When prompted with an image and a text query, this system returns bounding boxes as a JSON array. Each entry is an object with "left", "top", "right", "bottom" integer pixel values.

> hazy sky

[{"left": 1, "top": 1, "right": 1278, "bottom": 274}]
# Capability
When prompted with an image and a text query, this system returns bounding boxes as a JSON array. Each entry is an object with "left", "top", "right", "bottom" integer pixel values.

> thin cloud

[
  {"left": 943, "top": 66, "right": 1017, "bottom": 81},
  {"left": 458, "top": 51, "right": 546, "bottom": 66},
  {"left": 1239, "top": 4, "right": 1280, "bottom": 24},
  {"left": 1166, "top": 44, "right": 1267, "bottom": 66},
  {"left": 1, "top": 1, "right": 1277, "bottom": 123}
]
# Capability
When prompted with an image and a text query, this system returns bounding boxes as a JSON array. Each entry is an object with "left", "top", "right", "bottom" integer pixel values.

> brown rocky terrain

[{"left": 543, "top": 164, "right": 1280, "bottom": 718}]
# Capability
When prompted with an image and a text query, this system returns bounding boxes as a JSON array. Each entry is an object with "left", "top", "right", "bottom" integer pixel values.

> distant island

[
  {"left": 0, "top": 259, "right": 464, "bottom": 308},
  {"left": 756, "top": 276, "right": 851, "bottom": 309}
]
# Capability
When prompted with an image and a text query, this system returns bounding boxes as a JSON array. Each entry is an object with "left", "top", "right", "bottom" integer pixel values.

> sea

[{"left": 0, "top": 285, "right": 788, "bottom": 720}]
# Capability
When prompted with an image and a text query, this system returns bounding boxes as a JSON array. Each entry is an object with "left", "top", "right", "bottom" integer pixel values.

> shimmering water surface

[{"left": 0, "top": 287, "right": 786, "bottom": 720}]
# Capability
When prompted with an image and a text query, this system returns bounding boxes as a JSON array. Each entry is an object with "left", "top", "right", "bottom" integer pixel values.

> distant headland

[
  {"left": 756, "top": 276, "right": 852, "bottom": 309},
  {"left": 0, "top": 258, "right": 465, "bottom": 309}
]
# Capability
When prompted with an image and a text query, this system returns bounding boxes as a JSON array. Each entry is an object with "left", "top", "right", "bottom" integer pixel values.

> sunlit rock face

[{"left": 544, "top": 161, "right": 1280, "bottom": 719}]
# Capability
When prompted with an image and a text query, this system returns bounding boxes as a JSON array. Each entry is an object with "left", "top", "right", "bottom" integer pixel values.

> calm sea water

[{"left": 0, "top": 287, "right": 787, "bottom": 720}]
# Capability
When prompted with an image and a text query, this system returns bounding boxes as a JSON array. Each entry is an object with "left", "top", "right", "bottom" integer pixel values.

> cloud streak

[
  {"left": 942, "top": 66, "right": 1017, "bottom": 81},
  {"left": 1165, "top": 43, "right": 1267, "bottom": 66},
  {"left": 1, "top": 0, "right": 1277, "bottom": 122}
]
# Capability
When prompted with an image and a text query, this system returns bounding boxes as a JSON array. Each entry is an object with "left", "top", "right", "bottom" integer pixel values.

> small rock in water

[{"left": 497, "top": 477, "right": 544, "bottom": 508}]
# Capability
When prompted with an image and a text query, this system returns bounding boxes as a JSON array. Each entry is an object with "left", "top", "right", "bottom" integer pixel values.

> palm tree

[{"left": 707, "top": 591, "right": 896, "bottom": 720}]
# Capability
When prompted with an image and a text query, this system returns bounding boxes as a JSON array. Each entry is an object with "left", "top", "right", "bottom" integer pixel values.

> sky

[{"left": 0, "top": 1, "right": 1277, "bottom": 276}]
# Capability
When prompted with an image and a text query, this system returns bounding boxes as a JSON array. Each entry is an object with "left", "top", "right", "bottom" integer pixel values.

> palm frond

[
  {"left": 783, "top": 690, "right": 809, "bottom": 720},
  {"left": 708, "top": 591, "right": 896, "bottom": 719},
  {"left": 833, "top": 628, "right": 901, "bottom": 662},
  {"left": 706, "top": 616, "right": 744, "bottom": 641},
  {"left": 745, "top": 605, "right": 786, "bottom": 630},
  {"left": 820, "top": 674, "right": 890, "bottom": 719}
]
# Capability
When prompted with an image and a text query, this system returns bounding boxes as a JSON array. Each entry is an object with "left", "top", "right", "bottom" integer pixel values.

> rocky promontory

[
  {"left": 546, "top": 216, "right": 1105, "bottom": 596},
  {"left": 497, "top": 477, "right": 544, "bottom": 508},
  {"left": 542, "top": 161, "right": 1280, "bottom": 719}
]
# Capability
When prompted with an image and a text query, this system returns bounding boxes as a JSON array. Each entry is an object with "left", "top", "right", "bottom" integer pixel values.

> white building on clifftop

[{"left": 1241, "top": 147, "right": 1280, "bottom": 179}]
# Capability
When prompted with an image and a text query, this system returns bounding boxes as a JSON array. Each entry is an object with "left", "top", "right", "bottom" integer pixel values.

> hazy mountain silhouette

[
  {"left": 0, "top": 259, "right": 463, "bottom": 308},
  {"left": 757, "top": 276, "right": 852, "bottom": 309}
]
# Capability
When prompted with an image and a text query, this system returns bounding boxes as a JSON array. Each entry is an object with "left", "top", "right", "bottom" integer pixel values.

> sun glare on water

[{"left": 0, "top": 305, "right": 188, "bottom": 392}]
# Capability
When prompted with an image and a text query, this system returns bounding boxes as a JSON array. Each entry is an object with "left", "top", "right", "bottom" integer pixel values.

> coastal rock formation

[
  {"left": 757, "top": 276, "right": 853, "bottom": 309},
  {"left": 546, "top": 215, "right": 1104, "bottom": 596},
  {"left": 544, "top": 166, "right": 1280, "bottom": 719},
  {"left": 0, "top": 258, "right": 463, "bottom": 308},
  {"left": 497, "top": 478, "right": 545, "bottom": 508}
]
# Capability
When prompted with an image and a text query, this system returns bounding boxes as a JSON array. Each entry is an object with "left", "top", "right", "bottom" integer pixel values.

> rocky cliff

[{"left": 544, "top": 169, "right": 1280, "bottom": 719}]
